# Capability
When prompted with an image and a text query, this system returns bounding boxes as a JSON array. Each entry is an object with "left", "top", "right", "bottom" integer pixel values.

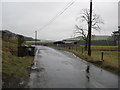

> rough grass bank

[{"left": 2, "top": 38, "right": 34, "bottom": 88}]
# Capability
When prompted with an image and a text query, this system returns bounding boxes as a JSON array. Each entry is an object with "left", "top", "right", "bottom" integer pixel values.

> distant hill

[
  {"left": 0, "top": 30, "right": 40, "bottom": 41},
  {"left": 63, "top": 36, "right": 83, "bottom": 41},
  {"left": 63, "top": 35, "right": 114, "bottom": 41},
  {"left": 0, "top": 30, "right": 17, "bottom": 37}
]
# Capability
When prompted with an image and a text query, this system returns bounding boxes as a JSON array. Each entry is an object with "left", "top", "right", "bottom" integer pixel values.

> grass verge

[{"left": 2, "top": 39, "right": 34, "bottom": 88}]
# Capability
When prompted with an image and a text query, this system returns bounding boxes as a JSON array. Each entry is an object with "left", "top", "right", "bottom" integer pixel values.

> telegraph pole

[
  {"left": 35, "top": 31, "right": 37, "bottom": 45},
  {"left": 88, "top": 0, "right": 92, "bottom": 56}
]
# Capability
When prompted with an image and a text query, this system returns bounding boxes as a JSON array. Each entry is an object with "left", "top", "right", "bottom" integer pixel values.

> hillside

[
  {"left": 2, "top": 31, "right": 34, "bottom": 88},
  {"left": 63, "top": 35, "right": 114, "bottom": 41},
  {"left": 0, "top": 30, "right": 40, "bottom": 41}
]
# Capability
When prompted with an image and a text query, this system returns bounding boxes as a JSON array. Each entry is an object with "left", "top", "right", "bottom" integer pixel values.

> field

[
  {"left": 52, "top": 45, "right": 119, "bottom": 75},
  {"left": 2, "top": 38, "right": 34, "bottom": 88}
]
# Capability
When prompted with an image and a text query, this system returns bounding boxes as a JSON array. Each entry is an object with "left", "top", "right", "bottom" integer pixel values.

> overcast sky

[{"left": 1, "top": 0, "right": 119, "bottom": 41}]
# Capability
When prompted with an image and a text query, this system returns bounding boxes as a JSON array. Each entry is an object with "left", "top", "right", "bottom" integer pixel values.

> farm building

[
  {"left": 112, "top": 28, "right": 120, "bottom": 46},
  {"left": 53, "top": 41, "right": 77, "bottom": 47},
  {"left": 63, "top": 35, "right": 116, "bottom": 46}
]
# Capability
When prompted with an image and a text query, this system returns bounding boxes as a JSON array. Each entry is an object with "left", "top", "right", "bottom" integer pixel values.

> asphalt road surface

[{"left": 28, "top": 46, "right": 118, "bottom": 88}]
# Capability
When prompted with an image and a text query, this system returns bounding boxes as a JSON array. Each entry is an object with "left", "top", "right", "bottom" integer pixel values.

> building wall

[
  {"left": 54, "top": 40, "right": 116, "bottom": 47},
  {"left": 76, "top": 40, "right": 116, "bottom": 46}
]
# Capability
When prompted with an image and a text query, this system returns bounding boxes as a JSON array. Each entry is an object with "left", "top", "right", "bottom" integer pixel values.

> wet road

[{"left": 28, "top": 46, "right": 118, "bottom": 88}]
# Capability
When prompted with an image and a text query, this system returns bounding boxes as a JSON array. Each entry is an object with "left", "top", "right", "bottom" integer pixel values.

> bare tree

[
  {"left": 74, "top": 25, "right": 88, "bottom": 50},
  {"left": 74, "top": 9, "right": 104, "bottom": 50}
]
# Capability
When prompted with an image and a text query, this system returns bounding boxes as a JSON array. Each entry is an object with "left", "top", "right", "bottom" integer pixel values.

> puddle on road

[
  {"left": 61, "top": 61, "right": 73, "bottom": 65},
  {"left": 28, "top": 65, "right": 47, "bottom": 88}
]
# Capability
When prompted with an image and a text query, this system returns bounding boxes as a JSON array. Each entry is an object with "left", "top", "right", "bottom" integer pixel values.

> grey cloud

[{"left": 2, "top": 1, "right": 118, "bottom": 40}]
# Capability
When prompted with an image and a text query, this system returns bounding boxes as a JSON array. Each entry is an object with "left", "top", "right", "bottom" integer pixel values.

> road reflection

[{"left": 86, "top": 65, "right": 90, "bottom": 82}]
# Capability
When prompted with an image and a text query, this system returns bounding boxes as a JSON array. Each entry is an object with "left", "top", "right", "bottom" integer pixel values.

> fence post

[{"left": 101, "top": 52, "right": 104, "bottom": 61}]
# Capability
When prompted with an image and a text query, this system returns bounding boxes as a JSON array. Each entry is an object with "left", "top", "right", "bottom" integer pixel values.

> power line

[{"left": 38, "top": 0, "right": 76, "bottom": 32}]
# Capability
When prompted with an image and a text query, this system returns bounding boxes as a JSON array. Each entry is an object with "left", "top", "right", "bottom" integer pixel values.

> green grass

[
  {"left": 2, "top": 38, "right": 34, "bottom": 88},
  {"left": 52, "top": 46, "right": 119, "bottom": 75},
  {"left": 91, "top": 51, "right": 118, "bottom": 67}
]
